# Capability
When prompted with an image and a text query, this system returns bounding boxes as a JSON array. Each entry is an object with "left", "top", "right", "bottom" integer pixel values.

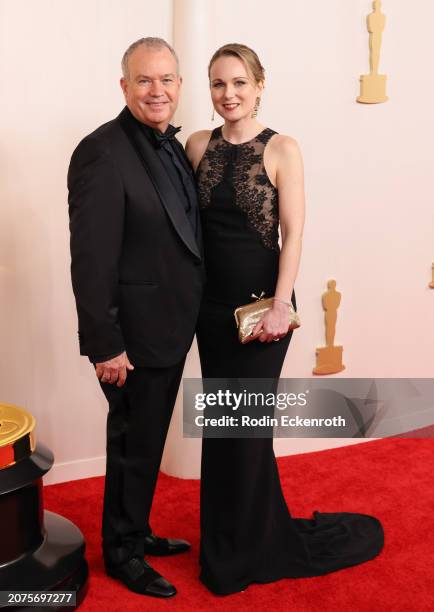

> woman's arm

[
  {"left": 274, "top": 135, "right": 305, "bottom": 303},
  {"left": 253, "top": 136, "right": 306, "bottom": 342}
]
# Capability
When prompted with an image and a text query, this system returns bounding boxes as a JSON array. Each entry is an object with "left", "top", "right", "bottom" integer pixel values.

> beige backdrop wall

[{"left": 1, "top": 0, "right": 433, "bottom": 484}]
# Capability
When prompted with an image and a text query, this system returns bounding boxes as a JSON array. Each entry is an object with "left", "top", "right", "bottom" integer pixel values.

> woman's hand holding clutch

[
  {"left": 234, "top": 294, "right": 300, "bottom": 343},
  {"left": 251, "top": 300, "right": 294, "bottom": 343}
]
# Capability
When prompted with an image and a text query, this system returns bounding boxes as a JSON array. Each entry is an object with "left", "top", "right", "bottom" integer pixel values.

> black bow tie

[{"left": 152, "top": 125, "right": 182, "bottom": 148}]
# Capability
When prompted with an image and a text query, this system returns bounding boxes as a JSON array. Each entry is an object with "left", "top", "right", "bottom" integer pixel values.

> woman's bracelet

[{"left": 273, "top": 297, "right": 292, "bottom": 307}]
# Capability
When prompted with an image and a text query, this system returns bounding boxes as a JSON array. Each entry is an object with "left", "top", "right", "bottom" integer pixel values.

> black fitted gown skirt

[{"left": 195, "top": 126, "right": 384, "bottom": 595}]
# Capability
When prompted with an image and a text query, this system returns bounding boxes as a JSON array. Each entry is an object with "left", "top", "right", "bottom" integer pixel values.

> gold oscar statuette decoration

[
  {"left": 429, "top": 263, "right": 434, "bottom": 289},
  {"left": 357, "top": 0, "right": 388, "bottom": 103},
  {"left": 313, "top": 280, "right": 346, "bottom": 375},
  {"left": 0, "top": 402, "right": 36, "bottom": 469}
]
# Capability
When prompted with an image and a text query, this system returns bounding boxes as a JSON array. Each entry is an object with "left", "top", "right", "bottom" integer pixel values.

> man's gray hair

[{"left": 121, "top": 37, "right": 180, "bottom": 80}]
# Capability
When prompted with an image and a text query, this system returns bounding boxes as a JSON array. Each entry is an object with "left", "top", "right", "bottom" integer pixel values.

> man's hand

[{"left": 95, "top": 351, "right": 134, "bottom": 387}]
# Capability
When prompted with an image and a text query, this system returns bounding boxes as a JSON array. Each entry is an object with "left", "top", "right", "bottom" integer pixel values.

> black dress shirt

[{"left": 141, "top": 122, "right": 199, "bottom": 238}]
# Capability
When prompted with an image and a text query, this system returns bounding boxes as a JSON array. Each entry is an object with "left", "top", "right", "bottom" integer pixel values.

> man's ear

[
  {"left": 178, "top": 75, "right": 183, "bottom": 87},
  {"left": 120, "top": 77, "right": 128, "bottom": 97}
]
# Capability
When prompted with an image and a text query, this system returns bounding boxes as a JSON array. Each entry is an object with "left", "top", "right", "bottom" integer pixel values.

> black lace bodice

[
  {"left": 196, "top": 127, "right": 279, "bottom": 250},
  {"left": 195, "top": 126, "right": 280, "bottom": 305}
]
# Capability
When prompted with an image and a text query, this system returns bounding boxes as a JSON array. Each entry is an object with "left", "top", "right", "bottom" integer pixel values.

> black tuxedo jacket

[{"left": 67, "top": 107, "right": 204, "bottom": 367}]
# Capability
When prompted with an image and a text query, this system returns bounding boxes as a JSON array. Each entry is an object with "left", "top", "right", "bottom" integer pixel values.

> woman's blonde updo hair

[{"left": 208, "top": 43, "right": 265, "bottom": 85}]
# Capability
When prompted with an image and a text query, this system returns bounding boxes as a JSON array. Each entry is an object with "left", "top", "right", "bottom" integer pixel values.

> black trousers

[{"left": 98, "top": 358, "right": 186, "bottom": 567}]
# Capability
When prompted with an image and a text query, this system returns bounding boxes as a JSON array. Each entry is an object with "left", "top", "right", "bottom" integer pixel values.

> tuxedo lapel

[{"left": 118, "top": 107, "right": 201, "bottom": 260}]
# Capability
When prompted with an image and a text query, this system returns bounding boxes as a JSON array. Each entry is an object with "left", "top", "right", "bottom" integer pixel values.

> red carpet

[{"left": 44, "top": 438, "right": 434, "bottom": 611}]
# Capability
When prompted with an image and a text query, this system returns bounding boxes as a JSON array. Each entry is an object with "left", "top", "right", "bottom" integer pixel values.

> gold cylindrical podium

[{"left": 0, "top": 402, "right": 36, "bottom": 469}]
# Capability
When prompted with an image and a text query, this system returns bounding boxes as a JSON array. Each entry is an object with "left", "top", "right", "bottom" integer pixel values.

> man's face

[{"left": 120, "top": 46, "right": 181, "bottom": 132}]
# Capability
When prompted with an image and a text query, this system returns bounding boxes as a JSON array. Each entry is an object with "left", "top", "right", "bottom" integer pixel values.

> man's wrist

[{"left": 89, "top": 350, "right": 124, "bottom": 365}]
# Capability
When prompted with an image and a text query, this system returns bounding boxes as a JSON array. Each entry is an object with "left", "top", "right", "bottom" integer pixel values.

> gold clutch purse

[{"left": 234, "top": 292, "right": 301, "bottom": 344}]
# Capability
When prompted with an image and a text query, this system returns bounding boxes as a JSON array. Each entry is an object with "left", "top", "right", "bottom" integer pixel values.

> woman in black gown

[{"left": 186, "top": 43, "right": 384, "bottom": 596}]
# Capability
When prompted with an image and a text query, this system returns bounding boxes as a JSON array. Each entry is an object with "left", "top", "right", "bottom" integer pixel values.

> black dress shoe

[
  {"left": 143, "top": 534, "right": 191, "bottom": 556},
  {"left": 105, "top": 557, "right": 177, "bottom": 598}
]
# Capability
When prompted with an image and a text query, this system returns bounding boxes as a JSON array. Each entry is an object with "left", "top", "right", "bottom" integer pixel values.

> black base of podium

[
  {"left": 0, "top": 511, "right": 89, "bottom": 610},
  {"left": 0, "top": 443, "right": 89, "bottom": 609}
]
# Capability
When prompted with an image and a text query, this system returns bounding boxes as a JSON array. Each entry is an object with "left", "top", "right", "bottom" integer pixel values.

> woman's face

[{"left": 209, "top": 55, "right": 263, "bottom": 122}]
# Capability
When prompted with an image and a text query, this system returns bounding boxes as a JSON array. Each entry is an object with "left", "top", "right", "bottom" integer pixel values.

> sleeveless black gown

[{"left": 195, "top": 126, "right": 384, "bottom": 595}]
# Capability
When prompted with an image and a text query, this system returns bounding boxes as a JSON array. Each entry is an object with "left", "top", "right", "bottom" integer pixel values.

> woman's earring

[
  {"left": 251, "top": 97, "right": 260, "bottom": 118},
  {"left": 211, "top": 108, "right": 215, "bottom": 121}
]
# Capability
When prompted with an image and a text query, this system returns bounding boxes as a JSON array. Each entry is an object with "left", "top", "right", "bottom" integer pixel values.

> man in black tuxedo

[{"left": 67, "top": 37, "right": 204, "bottom": 598}]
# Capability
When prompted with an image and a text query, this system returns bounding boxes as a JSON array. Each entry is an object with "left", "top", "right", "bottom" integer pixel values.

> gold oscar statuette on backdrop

[
  {"left": 429, "top": 263, "right": 434, "bottom": 289},
  {"left": 313, "top": 280, "right": 346, "bottom": 375},
  {"left": 357, "top": 0, "right": 388, "bottom": 103}
]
